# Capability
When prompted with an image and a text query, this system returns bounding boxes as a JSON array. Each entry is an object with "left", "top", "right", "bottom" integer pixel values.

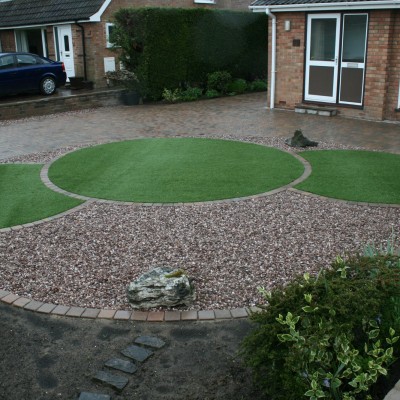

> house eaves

[
  {"left": 250, "top": 0, "right": 400, "bottom": 12},
  {"left": 0, "top": 0, "right": 111, "bottom": 29}
]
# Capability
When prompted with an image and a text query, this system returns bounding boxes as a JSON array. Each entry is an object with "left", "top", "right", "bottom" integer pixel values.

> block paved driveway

[{"left": 1, "top": 92, "right": 400, "bottom": 160}]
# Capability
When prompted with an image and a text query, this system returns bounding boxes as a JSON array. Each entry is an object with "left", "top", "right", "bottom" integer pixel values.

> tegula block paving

[
  {"left": 164, "top": 311, "right": 181, "bottom": 321},
  {"left": 147, "top": 311, "right": 164, "bottom": 322},
  {"left": 130, "top": 311, "right": 148, "bottom": 321},
  {"left": 24, "top": 300, "right": 44, "bottom": 311},
  {"left": 51, "top": 304, "right": 70, "bottom": 316},
  {"left": 181, "top": 310, "right": 198, "bottom": 321},
  {"left": 0, "top": 289, "right": 11, "bottom": 299},
  {"left": 93, "top": 370, "right": 129, "bottom": 392},
  {"left": 37, "top": 303, "right": 57, "bottom": 314},
  {"left": 66, "top": 306, "right": 86, "bottom": 317},
  {"left": 230, "top": 308, "right": 249, "bottom": 319},
  {"left": 97, "top": 309, "right": 116, "bottom": 319},
  {"left": 214, "top": 309, "right": 232, "bottom": 319},
  {"left": 134, "top": 336, "right": 166, "bottom": 349},
  {"left": 12, "top": 297, "right": 31, "bottom": 308},
  {"left": 121, "top": 344, "right": 153, "bottom": 362},
  {"left": 198, "top": 310, "right": 215, "bottom": 320},
  {"left": 105, "top": 357, "right": 138, "bottom": 374},
  {"left": 82, "top": 308, "right": 101, "bottom": 319},
  {"left": 2, "top": 293, "right": 20, "bottom": 304},
  {"left": 114, "top": 310, "right": 132, "bottom": 320},
  {"left": 78, "top": 392, "right": 111, "bottom": 400}
]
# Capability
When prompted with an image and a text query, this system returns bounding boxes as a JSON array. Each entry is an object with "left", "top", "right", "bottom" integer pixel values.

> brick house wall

[
  {"left": 266, "top": 9, "right": 400, "bottom": 121},
  {"left": 0, "top": 30, "right": 16, "bottom": 51},
  {"left": 384, "top": 10, "right": 400, "bottom": 121}
]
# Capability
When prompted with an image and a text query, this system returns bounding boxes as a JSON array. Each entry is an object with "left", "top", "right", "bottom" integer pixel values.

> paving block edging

[{"left": 0, "top": 289, "right": 260, "bottom": 322}]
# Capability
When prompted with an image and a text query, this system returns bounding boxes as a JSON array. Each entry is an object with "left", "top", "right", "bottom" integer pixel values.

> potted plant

[{"left": 105, "top": 69, "right": 141, "bottom": 105}]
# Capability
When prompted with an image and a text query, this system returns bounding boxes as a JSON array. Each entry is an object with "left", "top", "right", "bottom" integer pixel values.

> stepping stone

[
  {"left": 104, "top": 358, "right": 138, "bottom": 374},
  {"left": 121, "top": 344, "right": 153, "bottom": 362},
  {"left": 93, "top": 370, "right": 129, "bottom": 391},
  {"left": 78, "top": 393, "right": 111, "bottom": 400},
  {"left": 134, "top": 336, "right": 166, "bottom": 349}
]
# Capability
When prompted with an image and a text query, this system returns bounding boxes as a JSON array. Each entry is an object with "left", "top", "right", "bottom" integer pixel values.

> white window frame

[
  {"left": 194, "top": 0, "right": 216, "bottom": 3},
  {"left": 106, "top": 22, "right": 115, "bottom": 48},
  {"left": 398, "top": 80, "right": 400, "bottom": 109}
]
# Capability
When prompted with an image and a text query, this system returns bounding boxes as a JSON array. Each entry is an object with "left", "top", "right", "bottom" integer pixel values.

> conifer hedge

[{"left": 111, "top": 7, "right": 268, "bottom": 100}]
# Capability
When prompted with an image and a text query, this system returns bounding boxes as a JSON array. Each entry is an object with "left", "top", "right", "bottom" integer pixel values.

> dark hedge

[{"left": 112, "top": 7, "right": 268, "bottom": 100}]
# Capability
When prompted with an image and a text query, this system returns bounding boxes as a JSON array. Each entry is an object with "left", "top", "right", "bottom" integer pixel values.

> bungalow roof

[{"left": 0, "top": 0, "right": 106, "bottom": 28}]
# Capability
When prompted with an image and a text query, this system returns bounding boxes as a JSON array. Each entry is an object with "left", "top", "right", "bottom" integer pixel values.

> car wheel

[{"left": 40, "top": 77, "right": 56, "bottom": 95}]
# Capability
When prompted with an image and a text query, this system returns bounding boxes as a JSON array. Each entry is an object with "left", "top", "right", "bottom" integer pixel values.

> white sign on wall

[{"left": 104, "top": 57, "right": 116, "bottom": 73}]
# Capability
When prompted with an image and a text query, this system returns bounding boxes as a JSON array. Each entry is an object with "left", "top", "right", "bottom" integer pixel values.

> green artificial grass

[
  {"left": 0, "top": 164, "right": 84, "bottom": 229},
  {"left": 296, "top": 150, "right": 400, "bottom": 204},
  {"left": 48, "top": 138, "right": 304, "bottom": 203}
]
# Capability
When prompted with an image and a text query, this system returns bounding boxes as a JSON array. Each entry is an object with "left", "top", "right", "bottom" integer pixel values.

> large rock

[
  {"left": 127, "top": 267, "right": 196, "bottom": 309},
  {"left": 285, "top": 129, "right": 318, "bottom": 148}
]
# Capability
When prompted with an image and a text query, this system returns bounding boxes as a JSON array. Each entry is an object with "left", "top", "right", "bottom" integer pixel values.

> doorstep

[{"left": 295, "top": 104, "right": 337, "bottom": 117}]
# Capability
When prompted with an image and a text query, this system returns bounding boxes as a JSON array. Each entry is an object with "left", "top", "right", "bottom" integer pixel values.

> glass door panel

[
  {"left": 305, "top": 14, "right": 340, "bottom": 103},
  {"left": 339, "top": 14, "right": 368, "bottom": 105}
]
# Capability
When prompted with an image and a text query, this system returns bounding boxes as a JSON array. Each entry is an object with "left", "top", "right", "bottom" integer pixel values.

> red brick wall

[
  {"left": 267, "top": 9, "right": 400, "bottom": 121},
  {"left": 384, "top": 10, "right": 400, "bottom": 121},
  {"left": 267, "top": 12, "right": 305, "bottom": 109},
  {"left": 0, "top": 30, "right": 16, "bottom": 52}
]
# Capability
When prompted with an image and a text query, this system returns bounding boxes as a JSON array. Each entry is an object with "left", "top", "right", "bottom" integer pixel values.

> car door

[
  {"left": 16, "top": 54, "right": 44, "bottom": 91},
  {"left": 0, "top": 54, "right": 19, "bottom": 95}
]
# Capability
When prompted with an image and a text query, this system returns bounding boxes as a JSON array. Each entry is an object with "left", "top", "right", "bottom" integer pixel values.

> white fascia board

[
  {"left": 0, "top": 20, "right": 95, "bottom": 30},
  {"left": 89, "top": 0, "right": 112, "bottom": 22},
  {"left": 250, "top": 1, "right": 400, "bottom": 12}
]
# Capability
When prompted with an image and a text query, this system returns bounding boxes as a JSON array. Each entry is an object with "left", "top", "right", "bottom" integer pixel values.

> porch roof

[
  {"left": 250, "top": 0, "right": 400, "bottom": 11},
  {"left": 0, "top": 0, "right": 106, "bottom": 29}
]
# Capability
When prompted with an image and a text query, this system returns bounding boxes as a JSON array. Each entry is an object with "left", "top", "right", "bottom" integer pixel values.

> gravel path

[{"left": 0, "top": 137, "right": 399, "bottom": 311}]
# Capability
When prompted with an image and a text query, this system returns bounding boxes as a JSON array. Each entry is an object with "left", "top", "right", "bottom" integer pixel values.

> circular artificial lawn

[
  {"left": 0, "top": 164, "right": 83, "bottom": 229},
  {"left": 48, "top": 138, "right": 304, "bottom": 203},
  {"left": 295, "top": 150, "right": 400, "bottom": 204}
]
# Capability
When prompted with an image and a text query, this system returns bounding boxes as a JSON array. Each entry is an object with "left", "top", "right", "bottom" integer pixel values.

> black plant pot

[{"left": 120, "top": 90, "right": 141, "bottom": 106}]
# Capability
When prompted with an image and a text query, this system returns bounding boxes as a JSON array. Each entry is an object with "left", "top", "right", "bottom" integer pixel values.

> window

[
  {"left": 194, "top": 0, "right": 216, "bottom": 3},
  {"left": 106, "top": 23, "right": 115, "bottom": 48},
  {"left": 16, "top": 54, "right": 45, "bottom": 67},
  {"left": 0, "top": 55, "right": 14, "bottom": 69}
]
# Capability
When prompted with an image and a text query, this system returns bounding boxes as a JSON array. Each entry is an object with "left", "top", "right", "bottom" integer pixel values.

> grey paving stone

[
  {"left": 93, "top": 370, "right": 128, "bottom": 391},
  {"left": 104, "top": 358, "right": 138, "bottom": 374},
  {"left": 78, "top": 392, "right": 111, "bottom": 400},
  {"left": 134, "top": 336, "right": 166, "bottom": 349},
  {"left": 121, "top": 344, "right": 153, "bottom": 362}
]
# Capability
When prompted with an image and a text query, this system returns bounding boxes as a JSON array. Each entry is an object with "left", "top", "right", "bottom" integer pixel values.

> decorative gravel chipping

[{"left": 0, "top": 137, "right": 398, "bottom": 311}]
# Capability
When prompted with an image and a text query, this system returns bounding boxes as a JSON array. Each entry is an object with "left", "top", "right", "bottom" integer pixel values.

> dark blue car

[{"left": 0, "top": 52, "right": 67, "bottom": 96}]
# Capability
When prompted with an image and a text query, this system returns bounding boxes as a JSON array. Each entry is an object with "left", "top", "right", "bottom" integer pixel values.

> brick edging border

[{"left": 0, "top": 289, "right": 260, "bottom": 322}]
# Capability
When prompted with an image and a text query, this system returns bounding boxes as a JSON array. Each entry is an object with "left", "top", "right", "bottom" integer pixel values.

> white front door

[
  {"left": 55, "top": 25, "right": 75, "bottom": 80},
  {"left": 305, "top": 14, "right": 340, "bottom": 103}
]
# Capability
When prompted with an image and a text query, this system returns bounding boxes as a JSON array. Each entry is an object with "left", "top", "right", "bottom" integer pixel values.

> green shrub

[
  {"left": 241, "top": 253, "right": 400, "bottom": 400},
  {"left": 112, "top": 8, "right": 268, "bottom": 100},
  {"left": 180, "top": 87, "right": 203, "bottom": 102},
  {"left": 248, "top": 79, "right": 268, "bottom": 92},
  {"left": 206, "top": 70, "right": 232, "bottom": 94},
  {"left": 162, "top": 88, "right": 182, "bottom": 103},
  {"left": 227, "top": 78, "right": 247, "bottom": 94},
  {"left": 205, "top": 89, "right": 220, "bottom": 99}
]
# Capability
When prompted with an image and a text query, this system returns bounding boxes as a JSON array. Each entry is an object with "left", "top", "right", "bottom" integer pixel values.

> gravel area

[{"left": 0, "top": 137, "right": 398, "bottom": 311}]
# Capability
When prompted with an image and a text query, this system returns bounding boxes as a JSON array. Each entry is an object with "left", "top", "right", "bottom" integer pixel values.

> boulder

[
  {"left": 285, "top": 129, "right": 318, "bottom": 148},
  {"left": 127, "top": 266, "right": 196, "bottom": 309}
]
